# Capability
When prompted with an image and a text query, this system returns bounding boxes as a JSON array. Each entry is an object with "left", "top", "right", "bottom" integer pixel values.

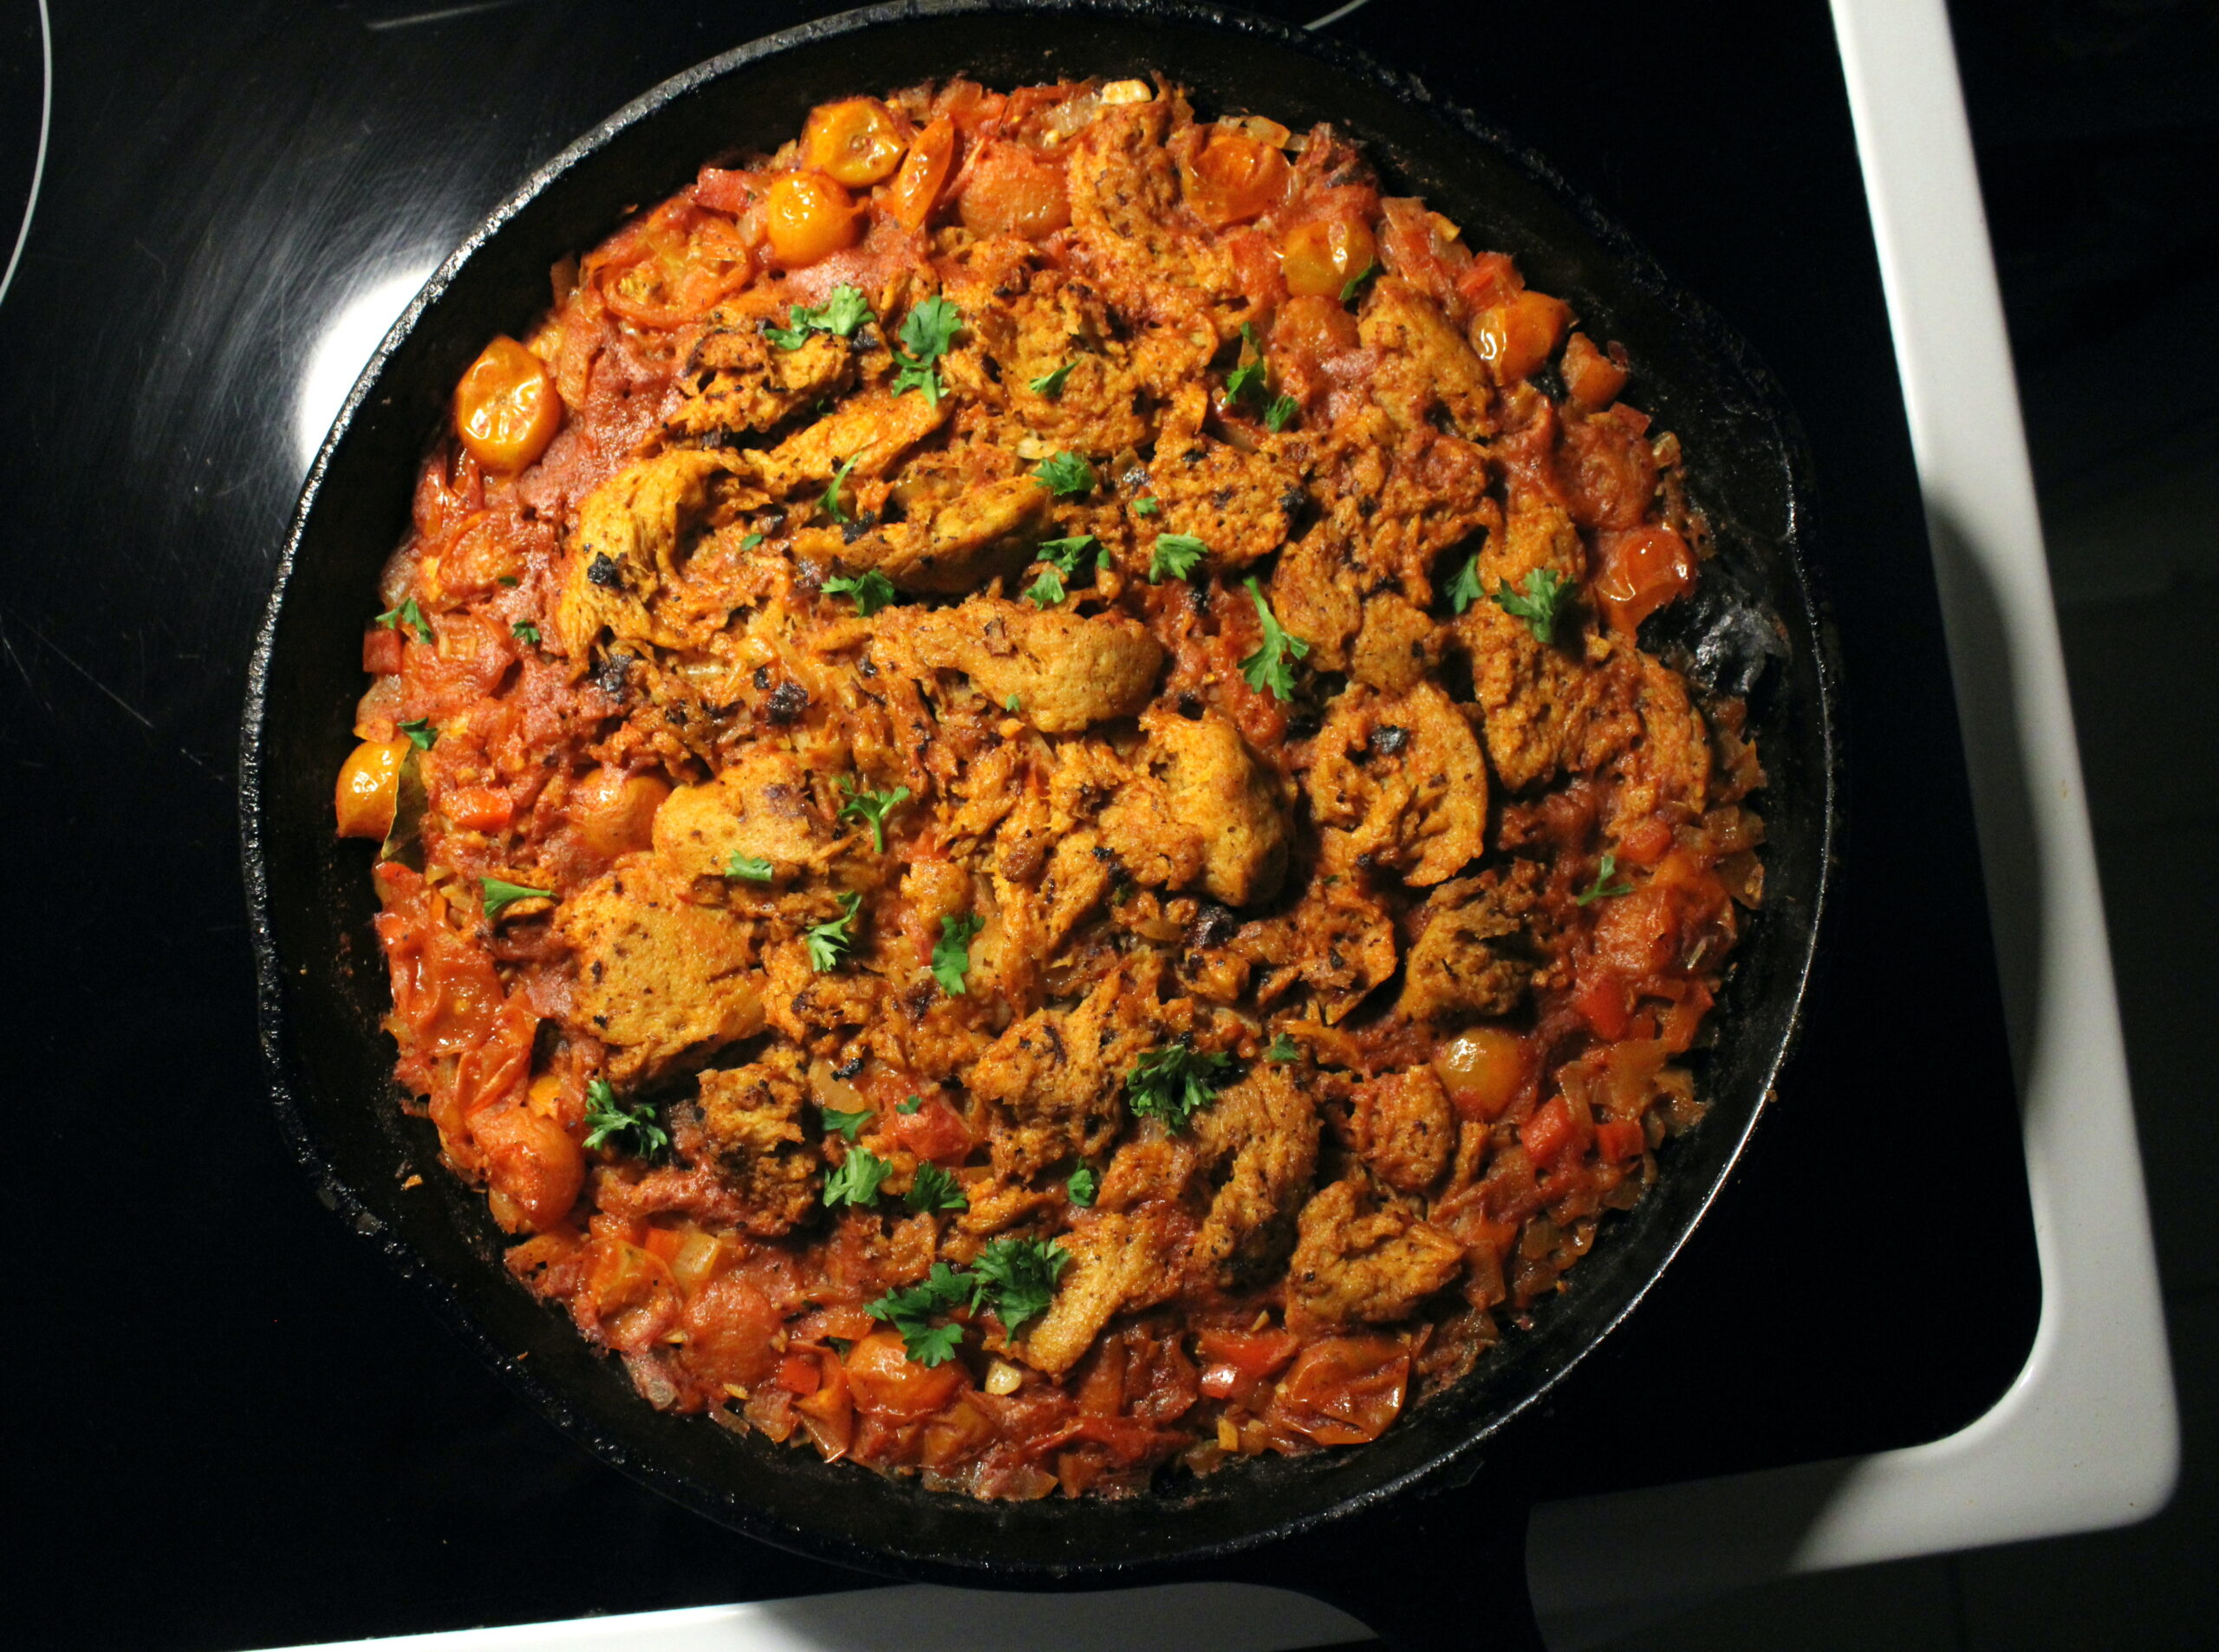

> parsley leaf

[
  {"left": 898, "top": 1094, "right": 924, "bottom": 1115},
  {"left": 891, "top": 295, "right": 962, "bottom": 405},
  {"left": 969, "top": 1237, "right": 1071, "bottom": 1338},
  {"left": 1066, "top": 1165, "right": 1097, "bottom": 1206},
  {"left": 905, "top": 1162, "right": 968, "bottom": 1213},
  {"left": 864, "top": 1261, "right": 977, "bottom": 1366},
  {"left": 1031, "top": 450, "right": 1096, "bottom": 497},
  {"left": 823, "top": 568, "right": 897, "bottom": 615},
  {"left": 765, "top": 284, "right": 874, "bottom": 348},
  {"left": 902, "top": 1320, "right": 966, "bottom": 1365},
  {"left": 1237, "top": 576, "right": 1310, "bottom": 701},
  {"left": 820, "top": 1103, "right": 872, "bottom": 1142},
  {"left": 1133, "top": 496, "right": 1162, "bottom": 517},
  {"left": 739, "top": 531, "right": 765, "bottom": 552},
  {"left": 1224, "top": 323, "right": 1269, "bottom": 406},
  {"left": 1574, "top": 850, "right": 1634, "bottom": 907},
  {"left": 1340, "top": 261, "right": 1378, "bottom": 304},
  {"left": 398, "top": 717, "right": 439, "bottom": 751},
  {"left": 481, "top": 876, "right": 553, "bottom": 919},
  {"left": 932, "top": 913, "right": 984, "bottom": 997},
  {"left": 725, "top": 853, "right": 774, "bottom": 881},
  {"left": 1037, "top": 533, "right": 1099, "bottom": 577},
  {"left": 823, "top": 1144, "right": 892, "bottom": 1207},
  {"left": 805, "top": 889, "right": 864, "bottom": 972},
  {"left": 1267, "top": 1031, "right": 1299, "bottom": 1063},
  {"left": 1264, "top": 393, "right": 1299, "bottom": 433},
  {"left": 1446, "top": 554, "right": 1484, "bottom": 615},
  {"left": 1025, "top": 567, "right": 1067, "bottom": 608},
  {"left": 511, "top": 621, "right": 541, "bottom": 645},
  {"left": 1125, "top": 1042, "right": 1237, "bottom": 1132},
  {"left": 582, "top": 1077, "right": 668, "bottom": 1156},
  {"left": 1149, "top": 533, "right": 1207, "bottom": 582},
  {"left": 1492, "top": 567, "right": 1570, "bottom": 644},
  {"left": 837, "top": 775, "right": 910, "bottom": 851},
  {"left": 1029, "top": 360, "right": 1075, "bottom": 397},
  {"left": 821, "top": 454, "right": 861, "bottom": 524},
  {"left": 375, "top": 596, "right": 432, "bottom": 643},
  {"left": 1004, "top": 695, "right": 1021, "bottom": 713}
]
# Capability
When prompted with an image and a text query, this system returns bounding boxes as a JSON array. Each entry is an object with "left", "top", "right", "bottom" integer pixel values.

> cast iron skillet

[{"left": 241, "top": 2, "right": 1841, "bottom": 1643}]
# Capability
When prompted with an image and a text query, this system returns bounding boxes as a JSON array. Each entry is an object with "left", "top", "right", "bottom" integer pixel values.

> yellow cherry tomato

[
  {"left": 803, "top": 99, "right": 908, "bottom": 187},
  {"left": 1280, "top": 216, "right": 1377, "bottom": 302},
  {"left": 454, "top": 336, "right": 561, "bottom": 472},
  {"left": 764, "top": 171, "right": 862, "bottom": 267},
  {"left": 335, "top": 737, "right": 411, "bottom": 840}
]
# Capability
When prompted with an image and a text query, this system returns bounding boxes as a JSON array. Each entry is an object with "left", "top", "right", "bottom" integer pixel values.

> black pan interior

[{"left": 242, "top": 0, "right": 1839, "bottom": 1584}]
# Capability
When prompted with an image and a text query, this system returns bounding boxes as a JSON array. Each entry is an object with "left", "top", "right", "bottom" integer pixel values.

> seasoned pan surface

[{"left": 243, "top": 0, "right": 1838, "bottom": 1587}]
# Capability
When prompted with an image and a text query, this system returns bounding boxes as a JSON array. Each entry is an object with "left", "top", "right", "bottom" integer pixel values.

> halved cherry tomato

[
  {"left": 453, "top": 336, "right": 561, "bottom": 472},
  {"left": 335, "top": 737, "right": 409, "bottom": 839},
  {"left": 1184, "top": 130, "right": 1291, "bottom": 228},
  {"left": 845, "top": 1329, "right": 965, "bottom": 1420},
  {"left": 599, "top": 205, "right": 755, "bottom": 323},
  {"left": 372, "top": 865, "right": 505, "bottom": 1057},
  {"left": 1562, "top": 330, "right": 1630, "bottom": 408},
  {"left": 1280, "top": 216, "right": 1376, "bottom": 301},
  {"left": 568, "top": 765, "right": 669, "bottom": 863},
  {"left": 361, "top": 627, "right": 405, "bottom": 675},
  {"left": 959, "top": 142, "right": 1070, "bottom": 239},
  {"left": 474, "top": 1103, "right": 585, "bottom": 1233},
  {"left": 1432, "top": 1026, "right": 1531, "bottom": 1122},
  {"left": 804, "top": 98, "right": 908, "bottom": 186},
  {"left": 1474, "top": 289, "right": 1571, "bottom": 384},
  {"left": 1267, "top": 1336, "right": 1410, "bottom": 1446},
  {"left": 884, "top": 116, "right": 956, "bottom": 228},
  {"left": 764, "top": 172, "right": 861, "bottom": 267},
  {"left": 1592, "top": 524, "right": 1695, "bottom": 634}
]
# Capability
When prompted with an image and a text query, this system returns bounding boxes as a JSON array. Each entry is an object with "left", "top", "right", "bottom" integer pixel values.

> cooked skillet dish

[{"left": 334, "top": 77, "right": 1766, "bottom": 1501}]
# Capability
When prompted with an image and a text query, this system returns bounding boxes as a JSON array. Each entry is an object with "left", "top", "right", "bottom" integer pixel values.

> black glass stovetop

[{"left": 0, "top": 3, "right": 2039, "bottom": 1646}]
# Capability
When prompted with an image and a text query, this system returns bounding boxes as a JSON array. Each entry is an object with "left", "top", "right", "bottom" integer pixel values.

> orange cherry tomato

[
  {"left": 474, "top": 1104, "right": 585, "bottom": 1234},
  {"left": 1280, "top": 216, "right": 1376, "bottom": 301},
  {"left": 1474, "top": 288, "right": 1571, "bottom": 384},
  {"left": 453, "top": 336, "right": 561, "bottom": 472},
  {"left": 803, "top": 98, "right": 908, "bottom": 187},
  {"left": 1184, "top": 130, "right": 1291, "bottom": 228},
  {"left": 884, "top": 116, "right": 955, "bottom": 229},
  {"left": 893, "top": 1095, "right": 974, "bottom": 1165},
  {"left": 1592, "top": 524, "right": 1695, "bottom": 634},
  {"left": 681, "top": 1273, "right": 785, "bottom": 1391},
  {"left": 335, "top": 737, "right": 410, "bottom": 839},
  {"left": 1432, "top": 1027, "right": 1532, "bottom": 1122},
  {"left": 1561, "top": 330, "right": 1630, "bottom": 408},
  {"left": 958, "top": 142, "right": 1070, "bottom": 240},
  {"left": 569, "top": 765, "right": 670, "bottom": 862},
  {"left": 764, "top": 170, "right": 862, "bottom": 266},
  {"left": 844, "top": 1329, "right": 966, "bottom": 1420}
]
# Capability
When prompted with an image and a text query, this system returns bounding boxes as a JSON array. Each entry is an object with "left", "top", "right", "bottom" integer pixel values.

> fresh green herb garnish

[
  {"left": 1031, "top": 450, "right": 1096, "bottom": 498},
  {"left": 819, "top": 1103, "right": 872, "bottom": 1142},
  {"left": 898, "top": 1094, "right": 924, "bottom": 1115},
  {"left": 1133, "top": 496, "right": 1162, "bottom": 517},
  {"left": 805, "top": 889, "right": 864, "bottom": 972},
  {"left": 1340, "top": 261, "right": 1378, "bottom": 304},
  {"left": 398, "top": 717, "right": 439, "bottom": 751},
  {"left": 1004, "top": 694, "right": 1022, "bottom": 713},
  {"left": 891, "top": 295, "right": 962, "bottom": 405},
  {"left": 1224, "top": 323, "right": 1269, "bottom": 406},
  {"left": 968, "top": 1236, "right": 1071, "bottom": 1337},
  {"left": 837, "top": 775, "right": 911, "bottom": 851},
  {"left": 1066, "top": 1165, "right": 1097, "bottom": 1206},
  {"left": 906, "top": 1162, "right": 969, "bottom": 1213},
  {"left": 932, "top": 913, "right": 984, "bottom": 997},
  {"left": 1264, "top": 393, "right": 1299, "bottom": 433},
  {"left": 1446, "top": 554, "right": 1484, "bottom": 615},
  {"left": 582, "top": 1077, "right": 668, "bottom": 1156},
  {"left": 1125, "top": 1042, "right": 1237, "bottom": 1132},
  {"left": 1038, "top": 533, "right": 1099, "bottom": 577},
  {"left": 725, "top": 853, "right": 775, "bottom": 881},
  {"left": 821, "top": 454, "right": 861, "bottom": 524},
  {"left": 765, "top": 284, "right": 874, "bottom": 348},
  {"left": 1267, "top": 1031, "right": 1299, "bottom": 1063},
  {"left": 375, "top": 596, "right": 432, "bottom": 643},
  {"left": 497, "top": 575, "right": 520, "bottom": 588},
  {"left": 823, "top": 1144, "right": 892, "bottom": 1207},
  {"left": 1029, "top": 360, "right": 1075, "bottom": 398},
  {"left": 1149, "top": 533, "right": 1207, "bottom": 582},
  {"left": 1024, "top": 567, "right": 1067, "bottom": 608},
  {"left": 739, "top": 531, "right": 765, "bottom": 552},
  {"left": 511, "top": 621, "right": 541, "bottom": 645},
  {"left": 823, "top": 568, "right": 897, "bottom": 616},
  {"left": 864, "top": 1261, "right": 977, "bottom": 1366},
  {"left": 1237, "top": 576, "right": 1310, "bottom": 702},
  {"left": 481, "top": 876, "right": 553, "bottom": 919},
  {"left": 1492, "top": 567, "right": 1569, "bottom": 644},
  {"left": 1574, "top": 851, "right": 1634, "bottom": 907}
]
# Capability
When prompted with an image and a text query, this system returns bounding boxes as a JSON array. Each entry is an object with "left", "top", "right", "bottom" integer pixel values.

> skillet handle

[{"left": 1208, "top": 1486, "right": 1544, "bottom": 1651}]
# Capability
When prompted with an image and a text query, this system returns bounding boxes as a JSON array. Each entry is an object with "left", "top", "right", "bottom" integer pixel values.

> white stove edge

[
  {"left": 1526, "top": 0, "right": 2179, "bottom": 1630},
  {"left": 260, "top": 2, "right": 2178, "bottom": 1647}
]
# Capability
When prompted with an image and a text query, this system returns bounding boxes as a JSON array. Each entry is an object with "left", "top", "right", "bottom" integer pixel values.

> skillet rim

[{"left": 239, "top": 0, "right": 1845, "bottom": 1586}]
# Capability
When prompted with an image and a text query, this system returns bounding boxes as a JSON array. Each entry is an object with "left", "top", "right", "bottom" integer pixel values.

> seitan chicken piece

[
  {"left": 1142, "top": 383, "right": 1303, "bottom": 569},
  {"left": 1098, "top": 704, "right": 1290, "bottom": 907},
  {"left": 1287, "top": 1178, "right": 1466, "bottom": 1328},
  {"left": 1606, "top": 652, "right": 1713, "bottom": 836},
  {"left": 651, "top": 746, "right": 838, "bottom": 881},
  {"left": 841, "top": 473, "right": 1054, "bottom": 594},
  {"left": 895, "top": 596, "right": 1163, "bottom": 732},
  {"left": 1306, "top": 681, "right": 1487, "bottom": 887},
  {"left": 1349, "top": 590, "right": 1444, "bottom": 693},
  {"left": 556, "top": 449, "right": 756, "bottom": 658},
  {"left": 1023, "top": 1205, "right": 1185, "bottom": 1377},
  {"left": 1396, "top": 862, "right": 1544, "bottom": 1023},
  {"left": 693, "top": 1048, "right": 818, "bottom": 1235},
  {"left": 558, "top": 852, "right": 766, "bottom": 1085},
  {"left": 745, "top": 387, "right": 951, "bottom": 498},
  {"left": 1357, "top": 276, "right": 1495, "bottom": 439},
  {"left": 966, "top": 961, "right": 1161, "bottom": 1181},
  {"left": 1236, "top": 868, "right": 1399, "bottom": 1024},
  {"left": 1350, "top": 1068, "right": 1455, "bottom": 1194},
  {"left": 665, "top": 314, "right": 855, "bottom": 440},
  {"left": 1187, "top": 1062, "right": 1320, "bottom": 1285},
  {"left": 1266, "top": 520, "right": 1365, "bottom": 673}
]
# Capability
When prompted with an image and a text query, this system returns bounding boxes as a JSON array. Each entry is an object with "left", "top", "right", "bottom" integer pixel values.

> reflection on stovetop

[{"left": 0, "top": 3, "right": 2038, "bottom": 1649}]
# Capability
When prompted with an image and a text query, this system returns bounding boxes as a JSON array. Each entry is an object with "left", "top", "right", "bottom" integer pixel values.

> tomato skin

[
  {"left": 1281, "top": 216, "right": 1376, "bottom": 300},
  {"left": 845, "top": 1329, "right": 965, "bottom": 1420},
  {"left": 777, "top": 1354, "right": 823, "bottom": 1395},
  {"left": 1562, "top": 330, "right": 1630, "bottom": 408},
  {"left": 454, "top": 336, "right": 561, "bottom": 472},
  {"left": 884, "top": 116, "right": 955, "bottom": 228},
  {"left": 958, "top": 142, "right": 1070, "bottom": 239},
  {"left": 1519, "top": 1095, "right": 1585, "bottom": 1167},
  {"left": 1194, "top": 1328, "right": 1299, "bottom": 1407},
  {"left": 803, "top": 98, "right": 908, "bottom": 187},
  {"left": 440, "top": 784, "right": 513, "bottom": 834},
  {"left": 693, "top": 164, "right": 755, "bottom": 216},
  {"left": 585, "top": 1239, "right": 680, "bottom": 1353},
  {"left": 474, "top": 1104, "right": 585, "bottom": 1233},
  {"left": 361, "top": 627, "right": 405, "bottom": 675},
  {"left": 1595, "top": 1120, "right": 1648, "bottom": 1163},
  {"left": 1432, "top": 1027, "right": 1532, "bottom": 1122},
  {"left": 1474, "top": 289, "right": 1571, "bottom": 384},
  {"left": 1266, "top": 1336, "right": 1410, "bottom": 1446},
  {"left": 1184, "top": 130, "right": 1291, "bottom": 227},
  {"left": 595, "top": 201, "right": 756, "bottom": 323},
  {"left": 1592, "top": 524, "right": 1695, "bottom": 634},
  {"left": 682, "top": 1274, "right": 788, "bottom": 1392},
  {"left": 1572, "top": 966, "right": 1635, "bottom": 1040},
  {"left": 372, "top": 865, "right": 505, "bottom": 1058},
  {"left": 764, "top": 172, "right": 862, "bottom": 267},
  {"left": 893, "top": 1096, "right": 973, "bottom": 1165},
  {"left": 335, "top": 738, "right": 408, "bottom": 839}
]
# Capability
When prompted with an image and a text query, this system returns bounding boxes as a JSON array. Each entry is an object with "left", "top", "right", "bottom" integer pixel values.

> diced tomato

[
  {"left": 1266, "top": 1336, "right": 1410, "bottom": 1447},
  {"left": 777, "top": 1354, "right": 823, "bottom": 1395},
  {"left": 844, "top": 1329, "right": 965, "bottom": 1420},
  {"left": 1593, "top": 524, "right": 1695, "bottom": 634},
  {"left": 362, "top": 627, "right": 405, "bottom": 675},
  {"left": 1617, "top": 816, "right": 1676, "bottom": 868},
  {"left": 1194, "top": 1328, "right": 1299, "bottom": 1406},
  {"left": 1455, "top": 250, "right": 1520, "bottom": 314},
  {"left": 1519, "top": 1096, "right": 1576, "bottom": 1167},
  {"left": 1595, "top": 1120, "right": 1647, "bottom": 1163},
  {"left": 1561, "top": 331, "right": 1630, "bottom": 409},
  {"left": 441, "top": 784, "right": 514, "bottom": 834},
  {"left": 1592, "top": 888, "right": 1676, "bottom": 978},
  {"left": 693, "top": 165, "right": 756, "bottom": 216},
  {"left": 1572, "top": 967, "right": 1634, "bottom": 1039},
  {"left": 893, "top": 1095, "right": 973, "bottom": 1164},
  {"left": 373, "top": 864, "right": 506, "bottom": 1057}
]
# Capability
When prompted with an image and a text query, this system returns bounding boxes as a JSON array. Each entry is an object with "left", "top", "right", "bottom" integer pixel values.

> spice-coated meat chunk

[
  {"left": 1025, "top": 1206, "right": 1186, "bottom": 1377},
  {"left": 895, "top": 597, "right": 1164, "bottom": 733},
  {"left": 966, "top": 961, "right": 1161, "bottom": 1181},
  {"left": 693, "top": 1048, "right": 819, "bottom": 1236},
  {"left": 556, "top": 853, "right": 766, "bottom": 1085},
  {"left": 1350, "top": 1068, "right": 1455, "bottom": 1194},
  {"left": 1305, "top": 681, "right": 1487, "bottom": 887},
  {"left": 1188, "top": 1062, "right": 1320, "bottom": 1285},
  {"left": 1099, "top": 705, "right": 1290, "bottom": 907},
  {"left": 1287, "top": 1178, "right": 1466, "bottom": 1328},
  {"left": 666, "top": 315, "right": 855, "bottom": 440},
  {"left": 651, "top": 746, "right": 837, "bottom": 881},
  {"left": 1396, "top": 862, "right": 1545, "bottom": 1023}
]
